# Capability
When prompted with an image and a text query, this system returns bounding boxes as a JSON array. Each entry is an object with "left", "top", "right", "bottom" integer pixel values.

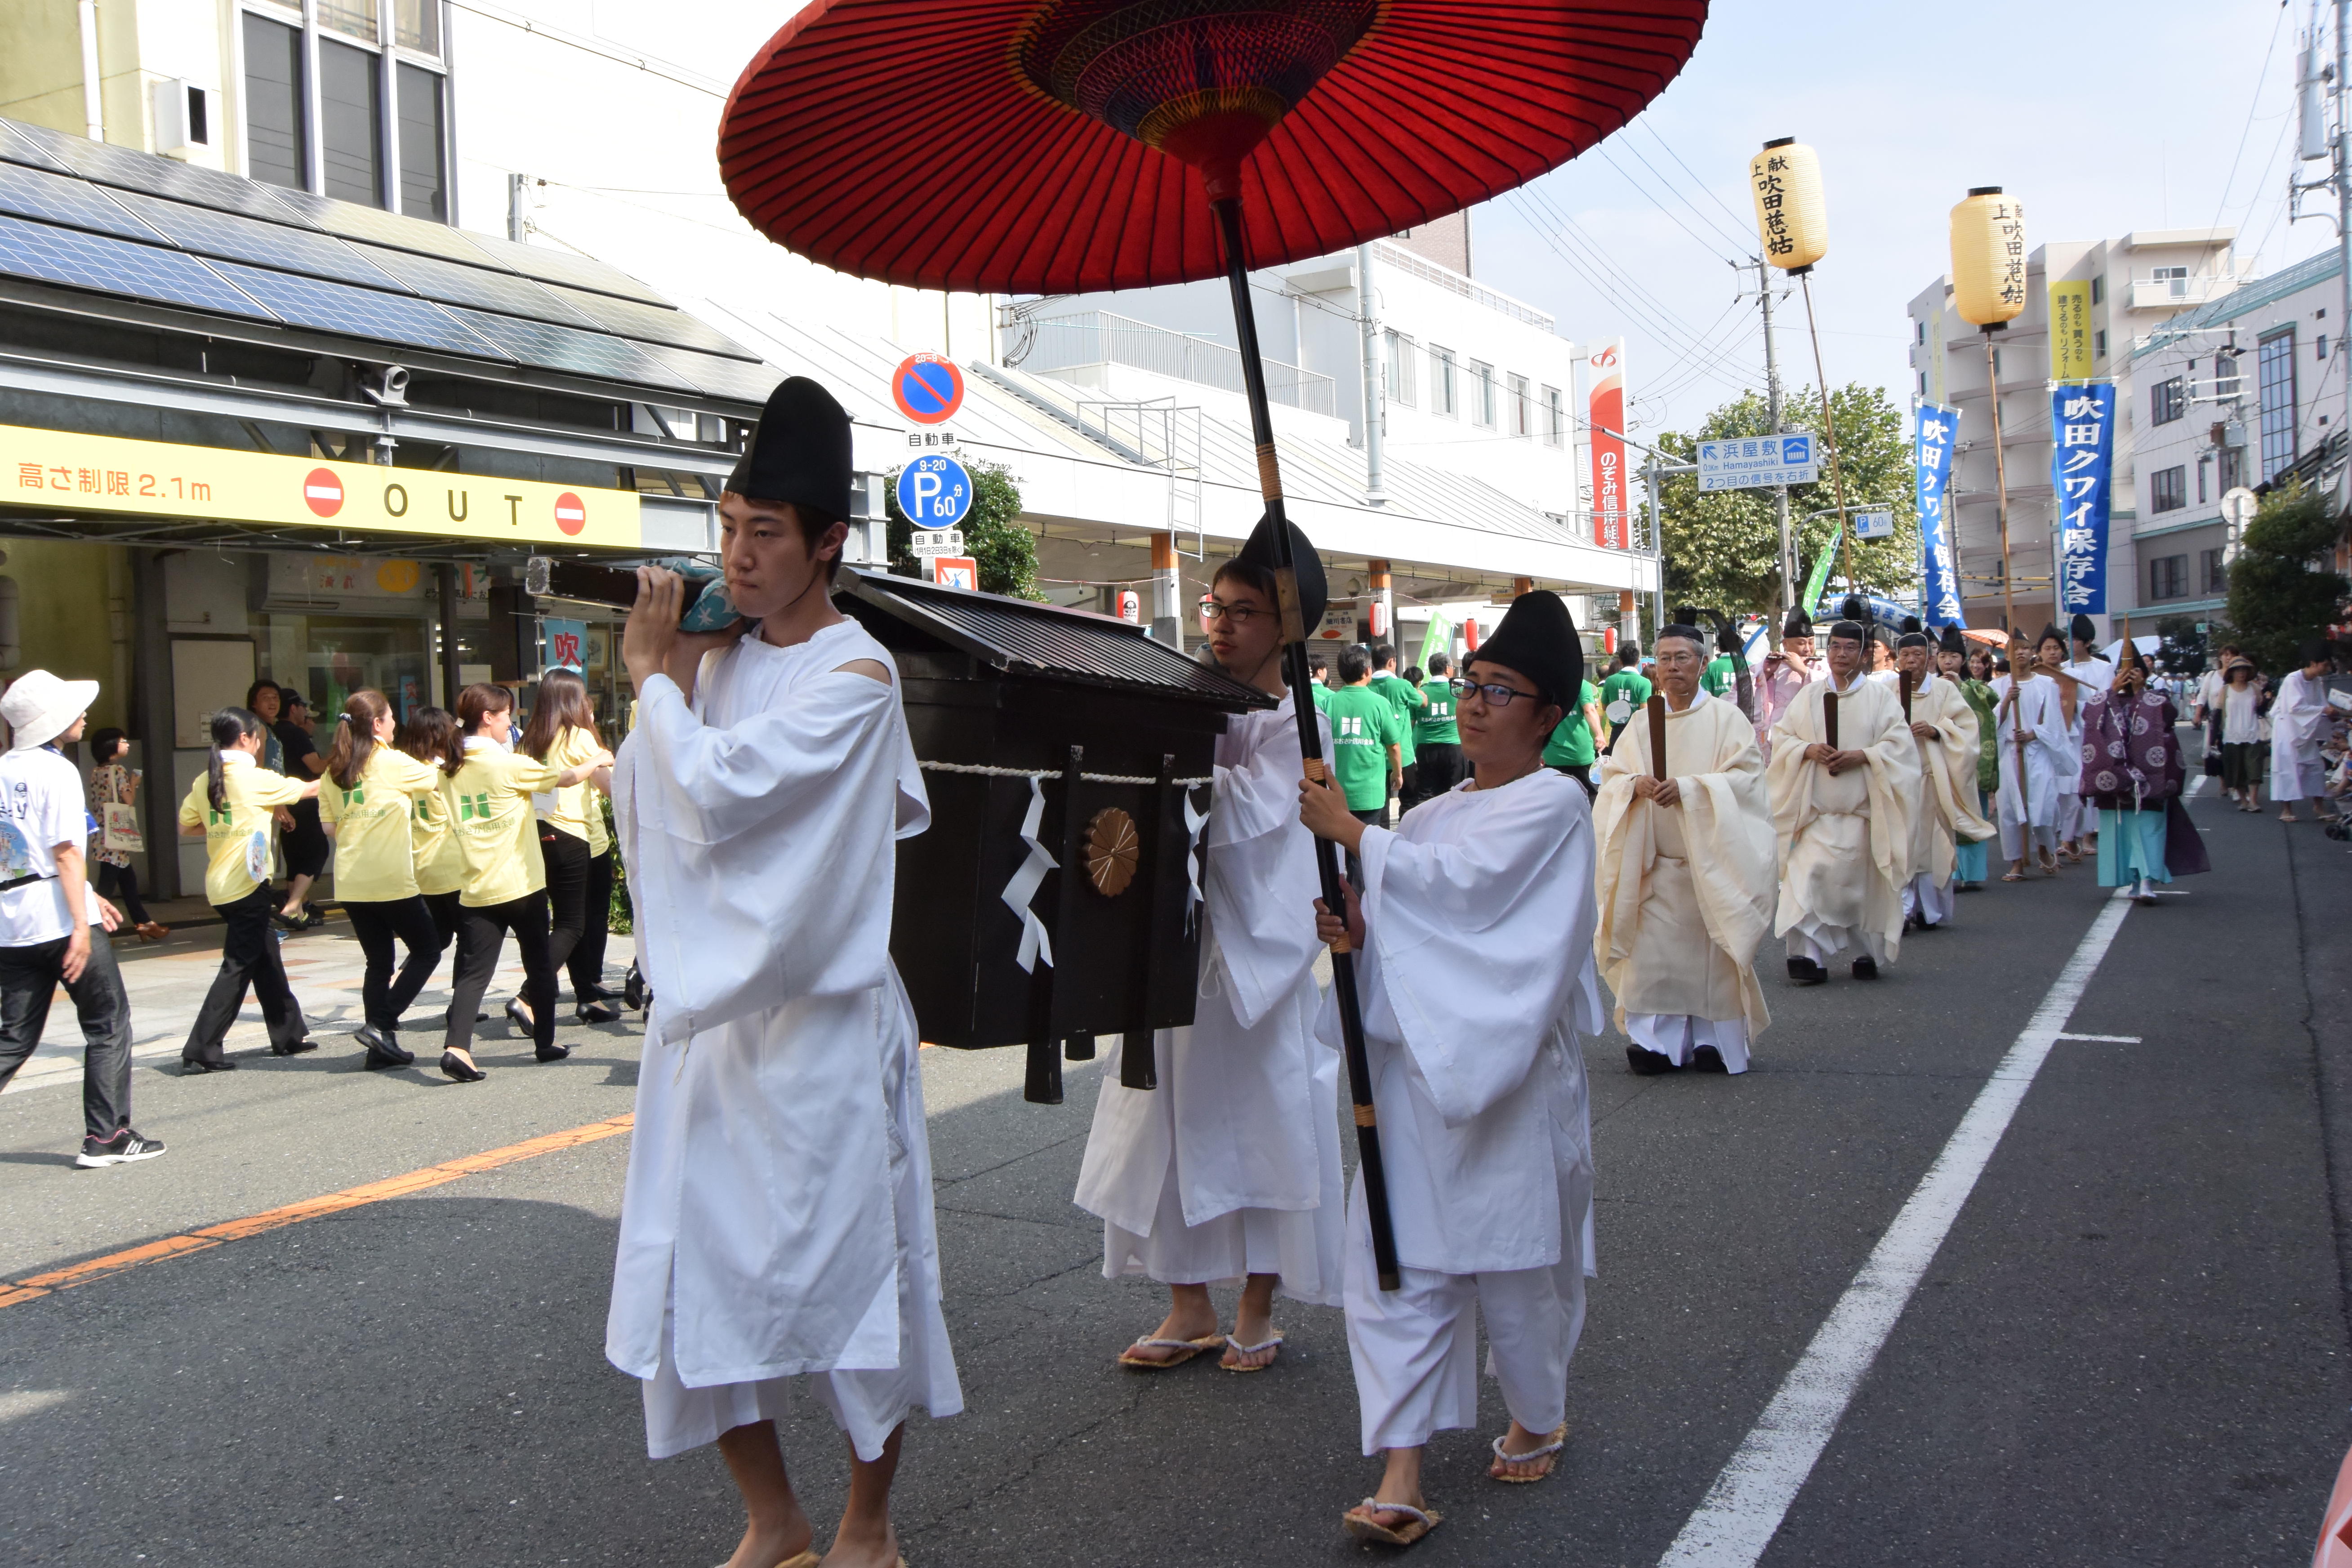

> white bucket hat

[{"left": 2, "top": 669, "right": 101, "bottom": 751}]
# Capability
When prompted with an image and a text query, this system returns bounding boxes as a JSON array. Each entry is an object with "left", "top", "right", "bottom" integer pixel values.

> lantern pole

[
  {"left": 1797, "top": 272, "right": 1854, "bottom": 591},
  {"left": 1985, "top": 325, "right": 2032, "bottom": 794},
  {"left": 1210, "top": 194, "right": 1404, "bottom": 1294}
]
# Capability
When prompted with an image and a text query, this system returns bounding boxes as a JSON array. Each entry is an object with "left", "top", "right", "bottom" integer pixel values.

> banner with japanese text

[
  {"left": 2049, "top": 281, "right": 2093, "bottom": 379},
  {"left": 2050, "top": 383, "right": 2116, "bottom": 615},
  {"left": 1588, "top": 339, "right": 1629, "bottom": 548},
  {"left": 1914, "top": 402, "right": 1963, "bottom": 627}
]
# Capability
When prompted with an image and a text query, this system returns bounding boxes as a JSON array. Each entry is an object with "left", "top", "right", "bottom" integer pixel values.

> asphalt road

[{"left": 4, "top": 753, "right": 2349, "bottom": 1567}]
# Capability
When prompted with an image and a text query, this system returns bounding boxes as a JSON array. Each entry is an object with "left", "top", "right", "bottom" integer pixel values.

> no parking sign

[{"left": 891, "top": 355, "right": 964, "bottom": 425}]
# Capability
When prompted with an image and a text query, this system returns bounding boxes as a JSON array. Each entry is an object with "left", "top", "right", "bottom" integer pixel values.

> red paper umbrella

[{"left": 719, "top": 0, "right": 1708, "bottom": 294}]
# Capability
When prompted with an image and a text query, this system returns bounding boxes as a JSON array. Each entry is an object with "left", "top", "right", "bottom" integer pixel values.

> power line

[
  {"left": 1593, "top": 143, "right": 1744, "bottom": 264},
  {"left": 1640, "top": 120, "right": 1757, "bottom": 244},
  {"left": 1514, "top": 185, "right": 1738, "bottom": 362}
]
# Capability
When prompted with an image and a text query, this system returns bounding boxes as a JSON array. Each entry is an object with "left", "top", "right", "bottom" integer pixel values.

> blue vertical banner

[
  {"left": 1913, "top": 402, "right": 1963, "bottom": 627},
  {"left": 2050, "top": 383, "right": 2116, "bottom": 615}
]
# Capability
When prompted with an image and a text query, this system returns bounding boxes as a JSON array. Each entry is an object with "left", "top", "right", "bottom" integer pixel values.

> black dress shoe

[
  {"left": 439, "top": 1050, "right": 486, "bottom": 1083},
  {"left": 181, "top": 1057, "right": 239, "bottom": 1074},
  {"left": 575, "top": 1000, "right": 621, "bottom": 1025},
  {"left": 623, "top": 964, "right": 649, "bottom": 1011},
  {"left": 1786, "top": 956, "right": 1827, "bottom": 985},
  {"left": 1851, "top": 956, "right": 1880, "bottom": 980},
  {"left": 270, "top": 1037, "right": 318, "bottom": 1056},
  {"left": 535, "top": 1042, "right": 571, "bottom": 1063},
  {"left": 1691, "top": 1044, "right": 1729, "bottom": 1073},
  {"left": 575, "top": 982, "right": 619, "bottom": 1004},
  {"left": 1626, "top": 1044, "right": 1677, "bottom": 1075},
  {"left": 357, "top": 1025, "right": 414, "bottom": 1069},
  {"left": 503, "top": 998, "right": 535, "bottom": 1034}
]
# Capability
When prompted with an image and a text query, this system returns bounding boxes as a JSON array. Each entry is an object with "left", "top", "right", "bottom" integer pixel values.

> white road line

[
  {"left": 1657, "top": 888, "right": 2135, "bottom": 1568},
  {"left": 2057, "top": 1032, "right": 2140, "bottom": 1043},
  {"left": 2186, "top": 774, "right": 2212, "bottom": 798}
]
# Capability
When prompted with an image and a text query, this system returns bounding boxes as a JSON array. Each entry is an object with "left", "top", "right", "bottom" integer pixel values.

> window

[
  {"left": 2201, "top": 548, "right": 2227, "bottom": 596},
  {"left": 2148, "top": 554, "right": 2187, "bottom": 600},
  {"left": 2259, "top": 327, "right": 2299, "bottom": 480},
  {"left": 1915, "top": 318, "right": 1927, "bottom": 344},
  {"left": 2213, "top": 352, "right": 2239, "bottom": 396},
  {"left": 1384, "top": 330, "right": 1415, "bottom": 407},
  {"left": 2094, "top": 329, "right": 2107, "bottom": 358},
  {"left": 2150, "top": 376, "right": 2184, "bottom": 425},
  {"left": 1469, "top": 359, "right": 1495, "bottom": 428},
  {"left": 242, "top": 3, "right": 449, "bottom": 219},
  {"left": 2091, "top": 275, "right": 2105, "bottom": 304},
  {"left": 1542, "top": 385, "right": 1564, "bottom": 448},
  {"left": 1918, "top": 371, "right": 1928, "bottom": 396},
  {"left": 2150, "top": 464, "right": 2187, "bottom": 513},
  {"left": 242, "top": 13, "right": 304, "bottom": 192},
  {"left": 2220, "top": 443, "right": 2245, "bottom": 492},
  {"left": 1430, "top": 346, "right": 1457, "bottom": 417},
  {"left": 2198, "top": 453, "right": 2210, "bottom": 504},
  {"left": 2152, "top": 264, "right": 2189, "bottom": 298},
  {"left": 2322, "top": 334, "right": 2332, "bottom": 361},
  {"left": 1507, "top": 373, "right": 1530, "bottom": 437}
]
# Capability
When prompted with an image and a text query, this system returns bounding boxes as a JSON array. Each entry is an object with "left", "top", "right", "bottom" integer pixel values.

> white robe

[
  {"left": 1766, "top": 672, "right": 1920, "bottom": 966},
  {"left": 1891, "top": 672, "right": 1993, "bottom": 923},
  {"left": 1991, "top": 673, "right": 2068, "bottom": 859},
  {"left": 1317, "top": 768, "right": 1598, "bottom": 1454},
  {"left": 605, "top": 619, "right": 960, "bottom": 1459},
  {"left": 1074, "top": 694, "right": 1344, "bottom": 1305},
  {"left": 2270, "top": 670, "right": 2334, "bottom": 802}
]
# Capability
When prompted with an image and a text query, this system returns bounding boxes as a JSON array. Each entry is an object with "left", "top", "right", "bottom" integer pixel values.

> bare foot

[
  {"left": 1222, "top": 1274, "right": 1280, "bottom": 1369},
  {"left": 820, "top": 1519, "right": 898, "bottom": 1568},
  {"left": 726, "top": 1516, "right": 816, "bottom": 1568},
  {"left": 1121, "top": 1292, "right": 1219, "bottom": 1366}
]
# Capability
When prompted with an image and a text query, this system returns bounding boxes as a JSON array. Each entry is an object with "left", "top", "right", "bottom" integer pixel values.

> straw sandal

[
  {"left": 1117, "top": 1330, "right": 1227, "bottom": 1369},
  {"left": 1221, "top": 1332, "right": 1283, "bottom": 1372},
  {"left": 2001, "top": 869, "right": 2026, "bottom": 882},
  {"left": 1488, "top": 1424, "right": 1568, "bottom": 1483},
  {"left": 711, "top": 1552, "right": 820, "bottom": 1568},
  {"left": 1343, "top": 1498, "right": 1442, "bottom": 1547}
]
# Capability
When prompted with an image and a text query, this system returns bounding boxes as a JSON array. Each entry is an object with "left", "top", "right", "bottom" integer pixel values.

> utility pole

[
  {"left": 1737, "top": 258, "right": 1795, "bottom": 627},
  {"left": 1356, "top": 242, "right": 1389, "bottom": 505},
  {"left": 2338, "top": 0, "right": 2350, "bottom": 459}
]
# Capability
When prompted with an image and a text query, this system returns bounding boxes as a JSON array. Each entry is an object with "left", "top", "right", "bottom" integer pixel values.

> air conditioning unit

[{"left": 152, "top": 80, "right": 219, "bottom": 160}]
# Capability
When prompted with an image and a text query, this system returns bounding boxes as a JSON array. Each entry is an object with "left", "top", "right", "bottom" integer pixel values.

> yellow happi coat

[
  {"left": 1889, "top": 672, "right": 1993, "bottom": 884},
  {"left": 1592, "top": 689, "right": 1776, "bottom": 1039},
  {"left": 1766, "top": 672, "right": 1921, "bottom": 956}
]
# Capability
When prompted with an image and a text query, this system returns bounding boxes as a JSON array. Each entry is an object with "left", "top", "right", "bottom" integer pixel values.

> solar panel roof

[
  {"left": 638, "top": 344, "right": 785, "bottom": 404},
  {"left": 458, "top": 228, "right": 674, "bottom": 305},
  {"left": 104, "top": 189, "right": 407, "bottom": 290},
  {"left": 265, "top": 184, "right": 502, "bottom": 267},
  {"left": 3, "top": 116, "right": 315, "bottom": 225},
  {"left": 204, "top": 260, "right": 497, "bottom": 356},
  {"left": 352, "top": 244, "right": 597, "bottom": 326},
  {"left": 0, "top": 211, "right": 273, "bottom": 319},
  {"left": 0, "top": 161, "right": 166, "bottom": 245},
  {"left": 447, "top": 306, "right": 697, "bottom": 392},
  {"left": 545, "top": 285, "right": 754, "bottom": 358}
]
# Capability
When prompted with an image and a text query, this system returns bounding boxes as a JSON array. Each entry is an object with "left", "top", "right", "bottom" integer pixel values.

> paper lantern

[
  {"left": 1950, "top": 186, "right": 2028, "bottom": 329},
  {"left": 1749, "top": 137, "right": 1826, "bottom": 273}
]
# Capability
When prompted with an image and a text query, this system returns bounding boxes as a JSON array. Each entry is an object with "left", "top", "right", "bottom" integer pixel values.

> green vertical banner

[
  {"left": 1417, "top": 611, "right": 1452, "bottom": 669},
  {"left": 1800, "top": 529, "right": 1840, "bottom": 618}
]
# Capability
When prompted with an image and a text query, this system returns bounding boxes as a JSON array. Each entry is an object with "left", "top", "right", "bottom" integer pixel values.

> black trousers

[
  {"left": 445, "top": 893, "right": 556, "bottom": 1055},
  {"left": 538, "top": 828, "right": 612, "bottom": 999},
  {"left": 342, "top": 895, "right": 446, "bottom": 1033},
  {"left": 282, "top": 798, "right": 330, "bottom": 881},
  {"left": 423, "top": 890, "right": 463, "bottom": 949},
  {"left": 1407, "top": 742, "right": 1461, "bottom": 806},
  {"left": 94, "top": 861, "right": 151, "bottom": 926},
  {"left": 184, "top": 886, "right": 308, "bottom": 1062},
  {"left": 0, "top": 927, "right": 132, "bottom": 1139}
]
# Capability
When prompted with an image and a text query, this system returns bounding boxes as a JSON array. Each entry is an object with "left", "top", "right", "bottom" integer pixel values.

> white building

[{"left": 1907, "top": 227, "right": 2243, "bottom": 637}]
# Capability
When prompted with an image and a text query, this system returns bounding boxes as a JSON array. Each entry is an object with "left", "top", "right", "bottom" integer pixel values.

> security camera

[{"left": 359, "top": 363, "right": 410, "bottom": 408}]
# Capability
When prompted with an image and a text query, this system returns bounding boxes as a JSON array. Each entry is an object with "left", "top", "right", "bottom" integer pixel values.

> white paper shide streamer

[
  {"left": 1002, "top": 775, "right": 1057, "bottom": 972},
  {"left": 1183, "top": 784, "right": 1210, "bottom": 931}
]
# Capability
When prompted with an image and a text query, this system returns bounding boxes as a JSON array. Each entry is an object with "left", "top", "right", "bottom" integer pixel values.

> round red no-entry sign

[
  {"left": 891, "top": 355, "right": 963, "bottom": 425},
  {"left": 554, "top": 492, "right": 587, "bottom": 536},
  {"left": 303, "top": 468, "right": 344, "bottom": 518}
]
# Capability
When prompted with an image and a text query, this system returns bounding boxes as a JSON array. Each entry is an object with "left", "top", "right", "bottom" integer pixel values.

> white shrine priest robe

[
  {"left": 1766, "top": 671, "right": 1920, "bottom": 970},
  {"left": 1075, "top": 691, "right": 1344, "bottom": 1304},
  {"left": 1317, "top": 767, "right": 1599, "bottom": 1455},
  {"left": 1892, "top": 671, "right": 1993, "bottom": 927},
  {"left": 1992, "top": 672, "right": 2069, "bottom": 864},
  {"left": 606, "top": 618, "right": 961, "bottom": 1461},
  {"left": 1591, "top": 689, "right": 1775, "bottom": 1072}
]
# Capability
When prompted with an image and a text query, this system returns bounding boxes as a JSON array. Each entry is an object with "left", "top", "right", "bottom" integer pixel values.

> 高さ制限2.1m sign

[
  {"left": 1697, "top": 432, "right": 1818, "bottom": 492},
  {"left": 0, "top": 423, "right": 640, "bottom": 548}
]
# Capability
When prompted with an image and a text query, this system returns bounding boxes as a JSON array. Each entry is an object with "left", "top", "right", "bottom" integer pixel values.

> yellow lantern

[
  {"left": 1748, "top": 138, "right": 1826, "bottom": 273},
  {"left": 1950, "top": 186, "right": 2028, "bottom": 329}
]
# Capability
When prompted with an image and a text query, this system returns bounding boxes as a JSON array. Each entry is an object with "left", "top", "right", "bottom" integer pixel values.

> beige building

[{"left": 1908, "top": 227, "right": 2242, "bottom": 637}]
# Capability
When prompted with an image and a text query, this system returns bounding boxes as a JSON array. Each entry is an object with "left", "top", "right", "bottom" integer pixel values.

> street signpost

[
  {"left": 891, "top": 354, "right": 964, "bottom": 425},
  {"left": 931, "top": 555, "right": 977, "bottom": 590},
  {"left": 1697, "top": 432, "right": 1818, "bottom": 492},
  {"left": 910, "top": 527, "right": 965, "bottom": 557},
  {"left": 1853, "top": 509, "right": 1894, "bottom": 539},
  {"left": 897, "top": 454, "right": 973, "bottom": 526}
]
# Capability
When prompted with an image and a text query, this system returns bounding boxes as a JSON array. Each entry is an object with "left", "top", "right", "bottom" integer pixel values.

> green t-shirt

[
  {"left": 1413, "top": 678, "right": 1459, "bottom": 745},
  {"left": 1311, "top": 681, "right": 1333, "bottom": 713},
  {"left": 1702, "top": 654, "right": 1735, "bottom": 697},
  {"left": 1324, "top": 684, "right": 1404, "bottom": 810},
  {"left": 1369, "top": 671, "right": 1425, "bottom": 764},
  {"left": 1599, "top": 669, "right": 1653, "bottom": 730},
  {"left": 1543, "top": 679, "right": 1602, "bottom": 767}
]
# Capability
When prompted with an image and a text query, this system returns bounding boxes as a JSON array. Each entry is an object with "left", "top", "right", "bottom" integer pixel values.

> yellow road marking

[{"left": 0, "top": 1113, "right": 635, "bottom": 1310}]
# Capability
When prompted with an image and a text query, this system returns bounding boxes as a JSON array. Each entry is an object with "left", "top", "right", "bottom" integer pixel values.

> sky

[{"left": 1470, "top": 0, "right": 2338, "bottom": 441}]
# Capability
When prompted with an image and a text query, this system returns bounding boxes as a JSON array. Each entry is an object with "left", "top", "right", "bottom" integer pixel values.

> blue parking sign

[{"left": 896, "top": 454, "right": 972, "bottom": 526}]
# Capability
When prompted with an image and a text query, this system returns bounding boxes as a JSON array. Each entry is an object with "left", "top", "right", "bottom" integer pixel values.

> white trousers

[
  {"left": 1343, "top": 1208, "right": 1584, "bottom": 1456},
  {"left": 1785, "top": 919, "right": 1886, "bottom": 967},
  {"left": 1901, "top": 873, "right": 1954, "bottom": 928},
  {"left": 1997, "top": 817, "right": 2057, "bottom": 863},
  {"left": 1101, "top": 1148, "right": 1344, "bottom": 1307},
  {"left": 1626, "top": 1011, "right": 1752, "bottom": 1074},
  {"left": 2056, "top": 794, "right": 2085, "bottom": 842}
]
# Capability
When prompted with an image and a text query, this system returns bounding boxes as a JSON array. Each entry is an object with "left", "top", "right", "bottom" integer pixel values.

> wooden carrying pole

[
  {"left": 1900, "top": 668, "right": 1913, "bottom": 723},
  {"left": 1823, "top": 689, "right": 1840, "bottom": 752},
  {"left": 1212, "top": 196, "right": 1402, "bottom": 1292},
  {"left": 1648, "top": 694, "right": 1668, "bottom": 779},
  {"left": 1986, "top": 330, "right": 2031, "bottom": 793}
]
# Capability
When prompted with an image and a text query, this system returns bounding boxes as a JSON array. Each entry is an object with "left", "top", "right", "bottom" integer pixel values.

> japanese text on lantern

[
  {"left": 1753, "top": 156, "right": 1791, "bottom": 261},
  {"left": 1992, "top": 201, "right": 2026, "bottom": 306}
]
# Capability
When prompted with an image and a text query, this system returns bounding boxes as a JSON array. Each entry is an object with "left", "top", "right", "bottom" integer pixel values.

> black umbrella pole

[{"left": 1212, "top": 196, "right": 1402, "bottom": 1291}]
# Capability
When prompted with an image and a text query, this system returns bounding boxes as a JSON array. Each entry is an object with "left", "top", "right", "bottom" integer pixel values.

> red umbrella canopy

[{"left": 719, "top": 0, "right": 1708, "bottom": 295}]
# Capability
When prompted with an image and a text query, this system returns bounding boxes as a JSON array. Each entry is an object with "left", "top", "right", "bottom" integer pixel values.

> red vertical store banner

[{"left": 1588, "top": 338, "right": 1628, "bottom": 548}]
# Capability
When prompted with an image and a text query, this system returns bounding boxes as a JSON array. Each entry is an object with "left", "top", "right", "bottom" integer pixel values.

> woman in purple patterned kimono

[{"left": 2079, "top": 652, "right": 2209, "bottom": 904}]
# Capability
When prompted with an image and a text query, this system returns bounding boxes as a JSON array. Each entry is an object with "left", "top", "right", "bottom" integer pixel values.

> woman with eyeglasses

[
  {"left": 1298, "top": 589, "right": 1600, "bottom": 1543},
  {"left": 1077, "top": 516, "right": 1345, "bottom": 1376}
]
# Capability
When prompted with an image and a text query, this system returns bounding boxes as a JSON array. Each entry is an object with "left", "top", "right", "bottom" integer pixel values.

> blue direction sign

[
  {"left": 1697, "top": 431, "right": 1819, "bottom": 492},
  {"left": 896, "top": 454, "right": 972, "bottom": 526}
]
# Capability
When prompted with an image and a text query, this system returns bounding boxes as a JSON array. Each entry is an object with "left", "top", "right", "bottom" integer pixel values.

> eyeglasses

[
  {"left": 1450, "top": 676, "right": 1540, "bottom": 707},
  {"left": 1197, "top": 599, "right": 1265, "bottom": 627}
]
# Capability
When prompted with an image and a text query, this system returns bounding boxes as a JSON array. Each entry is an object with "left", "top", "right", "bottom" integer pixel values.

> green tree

[
  {"left": 2219, "top": 481, "right": 2346, "bottom": 671},
  {"left": 882, "top": 457, "right": 1043, "bottom": 600},
  {"left": 1655, "top": 383, "right": 1920, "bottom": 633}
]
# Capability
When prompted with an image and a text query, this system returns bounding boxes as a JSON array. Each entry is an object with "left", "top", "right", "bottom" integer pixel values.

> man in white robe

[
  {"left": 1076, "top": 522, "right": 1343, "bottom": 1372},
  {"left": 1886, "top": 629, "right": 1993, "bottom": 931},
  {"left": 1299, "top": 588, "right": 1597, "bottom": 1547},
  {"left": 1593, "top": 623, "right": 1774, "bottom": 1075},
  {"left": 1766, "top": 614, "right": 1920, "bottom": 983},
  {"left": 606, "top": 378, "right": 959, "bottom": 1568},
  {"left": 1993, "top": 634, "right": 2070, "bottom": 878},
  {"left": 2272, "top": 641, "right": 2340, "bottom": 819}
]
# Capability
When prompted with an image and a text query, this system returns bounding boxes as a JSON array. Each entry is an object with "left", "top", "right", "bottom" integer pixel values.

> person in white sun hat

[{"left": 0, "top": 669, "right": 160, "bottom": 1168}]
